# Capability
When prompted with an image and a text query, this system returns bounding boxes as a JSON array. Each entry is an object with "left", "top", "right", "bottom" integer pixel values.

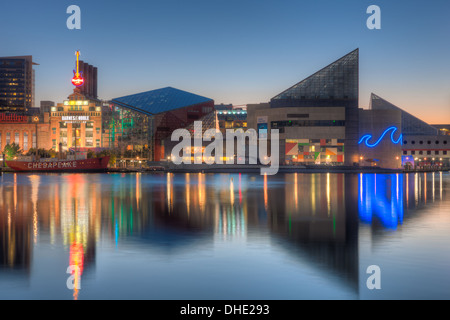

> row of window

[
  {"left": 53, "top": 139, "right": 100, "bottom": 147},
  {"left": 0, "top": 132, "right": 36, "bottom": 150},
  {"left": 272, "top": 120, "right": 345, "bottom": 128},
  {"left": 404, "top": 140, "right": 448, "bottom": 145},
  {"left": 51, "top": 112, "right": 101, "bottom": 117},
  {"left": 52, "top": 127, "right": 100, "bottom": 134},
  {"left": 404, "top": 150, "right": 448, "bottom": 156}
]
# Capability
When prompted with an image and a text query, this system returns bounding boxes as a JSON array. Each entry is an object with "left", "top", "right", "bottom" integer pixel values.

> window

[
  {"left": 403, "top": 140, "right": 408, "bottom": 144},
  {"left": 427, "top": 151, "right": 431, "bottom": 155},
  {"left": 444, "top": 141, "right": 448, "bottom": 145},
  {"left": 96, "top": 139, "right": 100, "bottom": 147},
  {"left": 52, "top": 139, "right": 56, "bottom": 148},
  {"left": 444, "top": 151, "right": 448, "bottom": 155},
  {"left": 271, "top": 120, "right": 345, "bottom": 127},
  {"left": 52, "top": 128, "right": 56, "bottom": 135},
  {"left": 287, "top": 114, "right": 309, "bottom": 118},
  {"left": 403, "top": 151, "right": 407, "bottom": 155},
  {"left": 435, "top": 151, "right": 439, "bottom": 155},
  {"left": 419, "top": 141, "right": 423, "bottom": 144},
  {"left": 24, "top": 132, "right": 28, "bottom": 150},
  {"left": 86, "top": 138, "right": 93, "bottom": 147},
  {"left": 32, "top": 133, "right": 36, "bottom": 148},
  {"left": 436, "top": 141, "right": 439, "bottom": 144},
  {"left": 411, "top": 151, "right": 416, "bottom": 155},
  {"left": 411, "top": 141, "right": 415, "bottom": 144},
  {"left": 427, "top": 141, "right": 431, "bottom": 144},
  {"left": 15, "top": 132, "right": 19, "bottom": 145},
  {"left": 418, "top": 151, "right": 422, "bottom": 155},
  {"left": 96, "top": 128, "right": 100, "bottom": 134}
]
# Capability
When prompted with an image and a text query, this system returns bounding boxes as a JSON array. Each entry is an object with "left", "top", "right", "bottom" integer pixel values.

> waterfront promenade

[{"left": 1, "top": 163, "right": 448, "bottom": 174}]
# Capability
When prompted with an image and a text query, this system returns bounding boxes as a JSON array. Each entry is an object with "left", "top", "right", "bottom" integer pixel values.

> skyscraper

[
  {"left": 77, "top": 60, "right": 98, "bottom": 100},
  {"left": 0, "top": 55, "right": 39, "bottom": 113}
]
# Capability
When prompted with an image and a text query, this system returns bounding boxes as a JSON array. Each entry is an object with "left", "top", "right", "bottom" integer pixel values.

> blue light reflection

[{"left": 358, "top": 174, "right": 404, "bottom": 229}]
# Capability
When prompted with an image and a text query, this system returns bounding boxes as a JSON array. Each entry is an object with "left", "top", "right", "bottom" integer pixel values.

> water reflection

[
  {"left": 358, "top": 174, "right": 404, "bottom": 228},
  {"left": 0, "top": 171, "right": 448, "bottom": 299}
]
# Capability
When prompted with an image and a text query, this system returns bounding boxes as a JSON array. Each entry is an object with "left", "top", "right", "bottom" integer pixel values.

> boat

[{"left": 6, "top": 156, "right": 110, "bottom": 172}]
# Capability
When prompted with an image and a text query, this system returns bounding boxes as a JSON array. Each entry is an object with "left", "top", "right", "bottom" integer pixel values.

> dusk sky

[{"left": 1, "top": 0, "right": 449, "bottom": 123}]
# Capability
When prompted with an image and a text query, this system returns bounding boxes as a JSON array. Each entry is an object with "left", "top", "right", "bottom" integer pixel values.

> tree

[
  {"left": 4, "top": 143, "right": 23, "bottom": 160},
  {"left": 87, "top": 149, "right": 96, "bottom": 159},
  {"left": 97, "top": 149, "right": 119, "bottom": 167},
  {"left": 25, "top": 148, "right": 58, "bottom": 158}
]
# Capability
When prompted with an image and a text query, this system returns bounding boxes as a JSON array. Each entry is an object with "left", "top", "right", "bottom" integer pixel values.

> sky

[{"left": 1, "top": 0, "right": 449, "bottom": 123}]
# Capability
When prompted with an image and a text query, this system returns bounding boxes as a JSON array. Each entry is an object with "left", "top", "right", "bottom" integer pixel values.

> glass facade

[
  {"left": 111, "top": 87, "right": 213, "bottom": 115},
  {"left": 370, "top": 93, "right": 438, "bottom": 136},
  {"left": 110, "top": 87, "right": 215, "bottom": 161},
  {"left": 272, "top": 49, "right": 358, "bottom": 102}
]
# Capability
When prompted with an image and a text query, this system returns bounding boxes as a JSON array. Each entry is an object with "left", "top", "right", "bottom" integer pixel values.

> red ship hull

[{"left": 6, "top": 156, "right": 110, "bottom": 172}]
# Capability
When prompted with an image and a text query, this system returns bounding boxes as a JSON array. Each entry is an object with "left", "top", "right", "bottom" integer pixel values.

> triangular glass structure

[
  {"left": 272, "top": 49, "right": 359, "bottom": 101},
  {"left": 370, "top": 93, "right": 437, "bottom": 136}
]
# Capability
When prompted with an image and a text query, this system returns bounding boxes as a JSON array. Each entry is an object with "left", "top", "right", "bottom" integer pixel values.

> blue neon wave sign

[{"left": 358, "top": 126, "right": 402, "bottom": 148}]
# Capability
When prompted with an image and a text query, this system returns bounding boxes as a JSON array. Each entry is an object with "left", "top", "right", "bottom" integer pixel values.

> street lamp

[{"left": 32, "top": 115, "right": 39, "bottom": 160}]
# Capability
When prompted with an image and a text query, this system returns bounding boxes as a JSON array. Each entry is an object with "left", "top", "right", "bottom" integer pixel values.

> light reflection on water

[{"left": 0, "top": 171, "right": 449, "bottom": 300}]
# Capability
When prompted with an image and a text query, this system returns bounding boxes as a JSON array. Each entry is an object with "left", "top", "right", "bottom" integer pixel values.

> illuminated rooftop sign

[
  {"left": 64, "top": 100, "right": 89, "bottom": 106},
  {"left": 62, "top": 116, "right": 90, "bottom": 123},
  {"left": 71, "top": 51, "right": 84, "bottom": 87},
  {"left": 0, "top": 113, "right": 28, "bottom": 123},
  {"left": 358, "top": 126, "right": 402, "bottom": 148}
]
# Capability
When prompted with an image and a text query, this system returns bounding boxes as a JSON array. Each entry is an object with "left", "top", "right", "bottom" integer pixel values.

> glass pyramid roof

[
  {"left": 272, "top": 49, "right": 359, "bottom": 101},
  {"left": 111, "top": 87, "right": 213, "bottom": 115},
  {"left": 370, "top": 93, "right": 438, "bottom": 136}
]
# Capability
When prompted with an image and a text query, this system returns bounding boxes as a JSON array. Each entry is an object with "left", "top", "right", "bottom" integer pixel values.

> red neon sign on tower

[{"left": 71, "top": 51, "right": 84, "bottom": 87}]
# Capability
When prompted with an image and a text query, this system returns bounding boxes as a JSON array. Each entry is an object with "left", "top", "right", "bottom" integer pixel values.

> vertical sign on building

[{"left": 257, "top": 116, "right": 268, "bottom": 140}]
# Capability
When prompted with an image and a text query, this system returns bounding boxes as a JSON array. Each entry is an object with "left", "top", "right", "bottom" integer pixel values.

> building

[
  {"left": 110, "top": 87, "right": 215, "bottom": 161},
  {"left": 40, "top": 100, "right": 55, "bottom": 114},
  {"left": 248, "top": 49, "right": 359, "bottom": 165},
  {"left": 367, "top": 94, "right": 449, "bottom": 168},
  {"left": 215, "top": 104, "right": 247, "bottom": 133},
  {"left": 358, "top": 107, "right": 403, "bottom": 169},
  {"left": 432, "top": 124, "right": 450, "bottom": 136},
  {"left": 0, "top": 113, "right": 51, "bottom": 155},
  {"left": 77, "top": 60, "right": 98, "bottom": 100},
  {"left": 0, "top": 55, "right": 39, "bottom": 113},
  {"left": 49, "top": 89, "right": 103, "bottom": 151}
]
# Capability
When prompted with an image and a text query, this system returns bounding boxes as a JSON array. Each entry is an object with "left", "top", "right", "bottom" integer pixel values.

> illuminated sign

[
  {"left": 62, "top": 116, "right": 90, "bottom": 123},
  {"left": 71, "top": 51, "right": 84, "bottom": 87},
  {"left": 27, "top": 161, "right": 78, "bottom": 169},
  {"left": 0, "top": 113, "right": 28, "bottom": 123},
  {"left": 64, "top": 100, "right": 89, "bottom": 106},
  {"left": 358, "top": 126, "right": 402, "bottom": 148}
]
